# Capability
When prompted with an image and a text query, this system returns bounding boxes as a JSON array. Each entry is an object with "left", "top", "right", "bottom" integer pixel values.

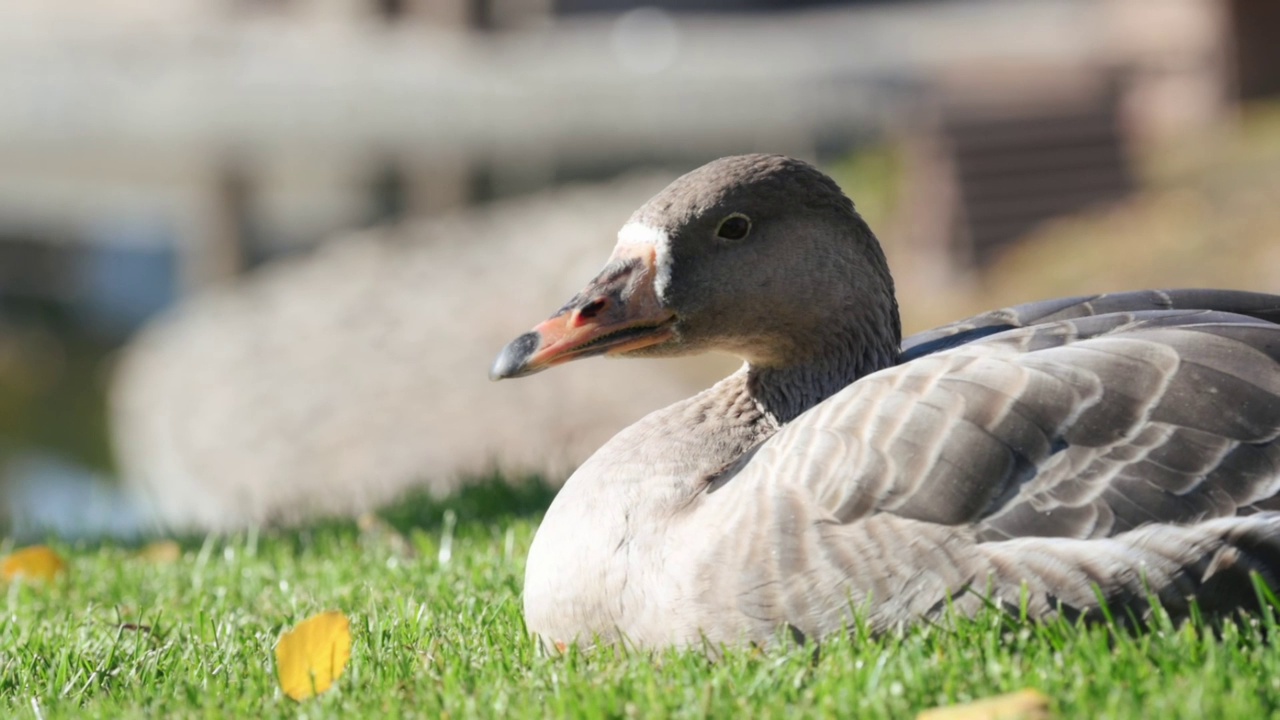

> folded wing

[{"left": 737, "top": 295, "right": 1280, "bottom": 542}]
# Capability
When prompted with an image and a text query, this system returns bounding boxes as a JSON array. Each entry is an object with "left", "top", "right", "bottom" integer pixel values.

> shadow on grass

[
  {"left": 375, "top": 472, "right": 559, "bottom": 534},
  {"left": 211, "top": 473, "right": 563, "bottom": 557}
]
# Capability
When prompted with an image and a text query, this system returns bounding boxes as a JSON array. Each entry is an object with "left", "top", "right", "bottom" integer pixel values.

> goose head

[{"left": 491, "top": 154, "right": 901, "bottom": 382}]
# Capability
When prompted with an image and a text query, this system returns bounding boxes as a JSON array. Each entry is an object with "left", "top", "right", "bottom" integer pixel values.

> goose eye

[{"left": 715, "top": 214, "right": 751, "bottom": 241}]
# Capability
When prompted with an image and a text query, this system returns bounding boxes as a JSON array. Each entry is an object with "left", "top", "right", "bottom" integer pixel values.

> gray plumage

[{"left": 494, "top": 154, "right": 1280, "bottom": 650}]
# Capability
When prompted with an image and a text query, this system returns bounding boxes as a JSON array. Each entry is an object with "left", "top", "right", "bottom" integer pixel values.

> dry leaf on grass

[
  {"left": 916, "top": 689, "right": 1051, "bottom": 720},
  {"left": 136, "top": 540, "right": 182, "bottom": 564},
  {"left": 275, "top": 610, "right": 352, "bottom": 701},
  {"left": 1, "top": 545, "right": 67, "bottom": 584}
]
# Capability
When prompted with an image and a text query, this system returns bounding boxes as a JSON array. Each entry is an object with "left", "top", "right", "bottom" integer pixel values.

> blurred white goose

[
  {"left": 492, "top": 154, "right": 1280, "bottom": 650},
  {"left": 109, "top": 178, "right": 730, "bottom": 530}
]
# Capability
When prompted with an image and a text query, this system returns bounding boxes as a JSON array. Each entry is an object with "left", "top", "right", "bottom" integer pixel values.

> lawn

[{"left": 3, "top": 477, "right": 1280, "bottom": 719}]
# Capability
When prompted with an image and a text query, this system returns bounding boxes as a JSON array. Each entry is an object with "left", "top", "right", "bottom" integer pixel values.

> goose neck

[{"left": 745, "top": 330, "right": 899, "bottom": 424}]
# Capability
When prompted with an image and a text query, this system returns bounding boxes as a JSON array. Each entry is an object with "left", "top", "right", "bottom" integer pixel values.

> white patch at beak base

[{"left": 616, "top": 222, "right": 673, "bottom": 299}]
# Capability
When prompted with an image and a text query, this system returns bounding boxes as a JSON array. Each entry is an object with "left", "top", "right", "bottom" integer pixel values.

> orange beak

[{"left": 490, "top": 244, "right": 676, "bottom": 380}]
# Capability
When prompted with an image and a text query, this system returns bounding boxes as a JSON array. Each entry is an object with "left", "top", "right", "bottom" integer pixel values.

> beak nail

[{"left": 490, "top": 331, "right": 541, "bottom": 380}]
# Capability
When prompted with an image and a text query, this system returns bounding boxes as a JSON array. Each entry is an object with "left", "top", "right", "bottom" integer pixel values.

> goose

[{"left": 490, "top": 154, "right": 1280, "bottom": 651}]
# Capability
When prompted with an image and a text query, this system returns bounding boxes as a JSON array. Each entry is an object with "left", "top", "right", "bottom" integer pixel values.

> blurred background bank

[{"left": 1, "top": 0, "right": 1278, "bottom": 535}]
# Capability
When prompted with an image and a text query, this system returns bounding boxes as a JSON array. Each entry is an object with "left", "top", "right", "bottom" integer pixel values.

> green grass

[{"left": 4, "top": 479, "right": 1280, "bottom": 719}]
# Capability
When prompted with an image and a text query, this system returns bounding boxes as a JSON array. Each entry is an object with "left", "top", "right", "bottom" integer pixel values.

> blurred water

[
  {"left": 77, "top": 219, "right": 179, "bottom": 337},
  {"left": 4, "top": 452, "right": 154, "bottom": 540}
]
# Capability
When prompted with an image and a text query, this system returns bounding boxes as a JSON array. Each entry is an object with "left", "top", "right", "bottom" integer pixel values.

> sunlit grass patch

[{"left": 3, "top": 479, "right": 1280, "bottom": 718}]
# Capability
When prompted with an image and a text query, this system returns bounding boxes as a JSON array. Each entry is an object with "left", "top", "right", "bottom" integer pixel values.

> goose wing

[
  {"left": 902, "top": 289, "right": 1280, "bottom": 361},
  {"left": 730, "top": 295, "right": 1280, "bottom": 542}
]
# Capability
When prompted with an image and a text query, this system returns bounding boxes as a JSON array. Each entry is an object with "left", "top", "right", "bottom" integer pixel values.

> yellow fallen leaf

[
  {"left": 1, "top": 545, "right": 67, "bottom": 584},
  {"left": 137, "top": 540, "right": 182, "bottom": 564},
  {"left": 275, "top": 610, "right": 352, "bottom": 701},
  {"left": 916, "top": 689, "right": 1051, "bottom": 720}
]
